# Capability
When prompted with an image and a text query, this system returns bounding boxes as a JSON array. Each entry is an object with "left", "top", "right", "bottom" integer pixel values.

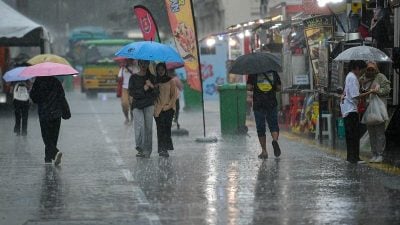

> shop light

[
  {"left": 258, "top": 19, "right": 265, "bottom": 24},
  {"left": 217, "top": 35, "right": 224, "bottom": 41},
  {"left": 237, "top": 32, "right": 244, "bottom": 39},
  {"left": 229, "top": 38, "right": 237, "bottom": 46},
  {"left": 291, "top": 32, "right": 297, "bottom": 37},
  {"left": 248, "top": 21, "right": 255, "bottom": 25},
  {"left": 317, "top": 0, "right": 344, "bottom": 7},
  {"left": 243, "top": 23, "right": 248, "bottom": 27},
  {"left": 206, "top": 38, "right": 216, "bottom": 47},
  {"left": 271, "top": 15, "right": 282, "bottom": 21},
  {"left": 244, "top": 30, "right": 251, "bottom": 37}
]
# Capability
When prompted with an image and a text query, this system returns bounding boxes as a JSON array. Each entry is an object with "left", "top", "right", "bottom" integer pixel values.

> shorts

[{"left": 254, "top": 106, "right": 279, "bottom": 137}]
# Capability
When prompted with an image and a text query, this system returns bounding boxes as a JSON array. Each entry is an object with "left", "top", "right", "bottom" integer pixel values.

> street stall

[{"left": 0, "top": 0, "right": 51, "bottom": 105}]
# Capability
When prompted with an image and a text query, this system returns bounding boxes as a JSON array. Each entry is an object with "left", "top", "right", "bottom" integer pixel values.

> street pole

[{"left": 190, "top": 0, "right": 217, "bottom": 143}]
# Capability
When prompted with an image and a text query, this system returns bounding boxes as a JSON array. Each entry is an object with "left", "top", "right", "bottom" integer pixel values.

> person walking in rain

[
  {"left": 128, "top": 60, "right": 157, "bottom": 158},
  {"left": 168, "top": 68, "right": 183, "bottom": 128},
  {"left": 154, "top": 63, "right": 178, "bottom": 157},
  {"left": 11, "top": 80, "right": 31, "bottom": 136},
  {"left": 30, "top": 76, "right": 70, "bottom": 165},
  {"left": 340, "top": 60, "right": 370, "bottom": 164},
  {"left": 247, "top": 70, "right": 282, "bottom": 159},
  {"left": 118, "top": 59, "right": 138, "bottom": 125},
  {"left": 359, "top": 61, "right": 391, "bottom": 163}
]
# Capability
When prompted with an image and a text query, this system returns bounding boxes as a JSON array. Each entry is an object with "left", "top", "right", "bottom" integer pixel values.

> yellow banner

[{"left": 165, "top": 0, "right": 201, "bottom": 91}]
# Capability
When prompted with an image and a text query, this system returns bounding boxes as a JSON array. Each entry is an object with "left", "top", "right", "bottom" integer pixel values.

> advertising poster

[
  {"left": 318, "top": 43, "right": 329, "bottom": 88},
  {"left": 164, "top": 0, "right": 201, "bottom": 91},
  {"left": 200, "top": 42, "right": 228, "bottom": 100},
  {"left": 303, "top": 15, "right": 333, "bottom": 87}
]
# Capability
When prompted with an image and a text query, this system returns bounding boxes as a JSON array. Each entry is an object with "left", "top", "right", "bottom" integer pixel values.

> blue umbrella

[
  {"left": 3, "top": 67, "right": 29, "bottom": 82},
  {"left": 115, "top": 41, "right": 184, "bottom": 63}
]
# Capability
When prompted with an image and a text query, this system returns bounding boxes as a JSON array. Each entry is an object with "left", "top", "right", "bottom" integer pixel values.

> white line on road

[{"left": 89, "top": 101, "right": 161, "bottom": 224}]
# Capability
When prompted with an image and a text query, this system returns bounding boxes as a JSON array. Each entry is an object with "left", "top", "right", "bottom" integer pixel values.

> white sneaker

[
  {"left": 369, "top": 156, "right": 377, "bottom": 163},
  {"left": 374, "top": 156, "right": 383, "bottom": 163},
  {"left": 357, "top": 160, "right": 367, "bottom": 164}
]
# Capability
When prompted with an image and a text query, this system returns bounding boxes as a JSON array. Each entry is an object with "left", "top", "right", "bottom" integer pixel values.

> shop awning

[{"left": 0, "top": 0, "right": 50, "bottom": 46}]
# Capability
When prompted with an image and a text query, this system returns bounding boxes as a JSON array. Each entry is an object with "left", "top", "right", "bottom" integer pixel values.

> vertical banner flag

[
  {"left": 133, "top": 5, "right": 160, "bottom": 42},
  {"left": 164, "top": 0, "right": 201, "bottom": 91}
]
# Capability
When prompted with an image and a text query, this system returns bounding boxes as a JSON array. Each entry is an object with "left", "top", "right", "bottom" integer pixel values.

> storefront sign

[
  {"left": 330, "top": 60, "right": 341, "bottom": 91},
  {"left": 303, "top": 15, "right": 333, "bottom": 87},
  {"left": 294, "top": 74, "right": 309, "bottom": 85}
]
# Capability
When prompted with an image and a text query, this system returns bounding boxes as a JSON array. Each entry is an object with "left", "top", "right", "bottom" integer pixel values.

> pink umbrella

[
  {"left": 20, "top": 62, "right": 79, "bottom": 78},
  {"left": 113, "top": 56, "right": 127, "bottom": 62},
  {"left": 166, "top": 62, "right": 184, "bottom": 70}
]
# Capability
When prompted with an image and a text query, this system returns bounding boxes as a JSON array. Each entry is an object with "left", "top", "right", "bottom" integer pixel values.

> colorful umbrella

[
  {"left": 20, "top": 62, "right": 79, "bottom": 78},
  {"left": 115, "top": 41, "right": 184, "bottom": 63},
  {"left": 166, "top": 62, "right": 184, "bottom": 70},
  {"left": 27, "top": 54, "right": 71, "bottom": 65},
  {"left": 3, "top": 67, "right": 29, "bottom": 82},
  {"left": 113, "top": 56, "right": 127, "bottom": 62}
]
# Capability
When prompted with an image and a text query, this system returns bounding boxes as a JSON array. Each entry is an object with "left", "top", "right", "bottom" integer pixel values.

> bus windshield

[{"left": 86, "top": 45, "right": 121, "bottom": 63}]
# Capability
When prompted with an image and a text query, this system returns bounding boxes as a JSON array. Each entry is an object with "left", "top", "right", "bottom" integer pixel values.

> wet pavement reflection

[
  {"left": 0, "top": 91, "right": 399, "bottom": 225},
  {"left": 40, "top": 166, "right": 64, "bottom": 220}
]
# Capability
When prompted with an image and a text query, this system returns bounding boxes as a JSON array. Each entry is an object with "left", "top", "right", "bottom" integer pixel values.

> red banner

[
  {"left": 133, "top": 5, "right": 160, "bottom": 42},
  {"left": 164, "top": 0, "right": 201, "bottom": 91}
]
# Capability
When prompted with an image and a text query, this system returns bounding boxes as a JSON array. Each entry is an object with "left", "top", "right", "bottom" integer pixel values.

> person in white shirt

[
  {"left": 118, "top": 59, "right": 138, "bottom": 125},
  {"left": 340, "top": 60, "right": 371, "bottom": 164}
]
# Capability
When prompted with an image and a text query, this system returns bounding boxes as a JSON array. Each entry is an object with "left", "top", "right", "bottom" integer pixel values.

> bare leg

[
  {"left": 271, "top": 131, "right": 281, "bottom": 157},
  {"left": 121, "top": 89, "right": 130, "bottom": 124},
  {"left": 258, "top": 136, "right": 268, "bottom": 158},
  {"left": 271, "top": 131, "right": 279, "bottom": 141}
]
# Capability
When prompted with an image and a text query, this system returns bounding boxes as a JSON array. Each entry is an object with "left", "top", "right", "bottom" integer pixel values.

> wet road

[{"left": 1, "top": 91, "right": 400, "bottom": 225}]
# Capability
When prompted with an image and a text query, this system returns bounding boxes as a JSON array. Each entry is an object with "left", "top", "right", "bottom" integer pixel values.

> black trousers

[
  {"left": 40, "top": 118, "right": 61, "bottom": 161},
  {"left": 13, "top": 100, "right": 30, "bottom": 133},
  {"left": 155, "top": 109, "right": 174, "bottom": 152},
  {"left": 344, "top": 112, "right": 361, "bottom": 162}
]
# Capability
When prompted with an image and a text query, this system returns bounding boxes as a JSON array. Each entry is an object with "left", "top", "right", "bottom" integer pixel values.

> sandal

[{"left": 272, "top": 140, "right": 281, "bottom": 157}]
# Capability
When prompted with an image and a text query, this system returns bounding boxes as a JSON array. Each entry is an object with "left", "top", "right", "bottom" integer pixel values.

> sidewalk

[{"left": 238, "top": 103, "right": 400, "bottom": 168}]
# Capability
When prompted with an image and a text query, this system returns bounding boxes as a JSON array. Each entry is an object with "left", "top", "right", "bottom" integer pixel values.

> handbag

[
  {"left": 361, "top": 94, "right": 388, "bottom": 125},
  {"left": 358, "top": 80, "right": 374, "bottom": 114},
  {"left": 61, "top": 97, "right": 71, "bottom": 120}
]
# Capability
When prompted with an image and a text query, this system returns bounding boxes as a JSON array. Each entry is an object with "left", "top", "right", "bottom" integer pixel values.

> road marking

[
  {"left": 122, "top": 169, "right": 134, "bottom": 182},
  {"left": 89, "top": 101, "right": 161, "bottom": 223}
]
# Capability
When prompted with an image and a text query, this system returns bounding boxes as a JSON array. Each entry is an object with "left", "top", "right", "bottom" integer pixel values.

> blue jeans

[{"left": 254, "top": 107, "right": 279, "bottom": 137}]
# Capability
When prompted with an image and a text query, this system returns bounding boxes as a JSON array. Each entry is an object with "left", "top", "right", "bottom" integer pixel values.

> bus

[{"left": 72, "top": 39, "right": 133, "bottom": 97}]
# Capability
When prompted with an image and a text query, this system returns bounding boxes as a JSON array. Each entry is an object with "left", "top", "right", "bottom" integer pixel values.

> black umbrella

[{"left": 229, "top": 52, "right": 282, "bottom": 75}]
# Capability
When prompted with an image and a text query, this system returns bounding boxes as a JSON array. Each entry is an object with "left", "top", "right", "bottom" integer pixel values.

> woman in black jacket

[{"left": 30, "top": 76, "right": 69, "bottom": 165}]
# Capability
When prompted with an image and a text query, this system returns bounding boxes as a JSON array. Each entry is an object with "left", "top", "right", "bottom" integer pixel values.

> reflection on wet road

[{"left": 0, "top": 91, "right": 399, "bottom": 225}]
